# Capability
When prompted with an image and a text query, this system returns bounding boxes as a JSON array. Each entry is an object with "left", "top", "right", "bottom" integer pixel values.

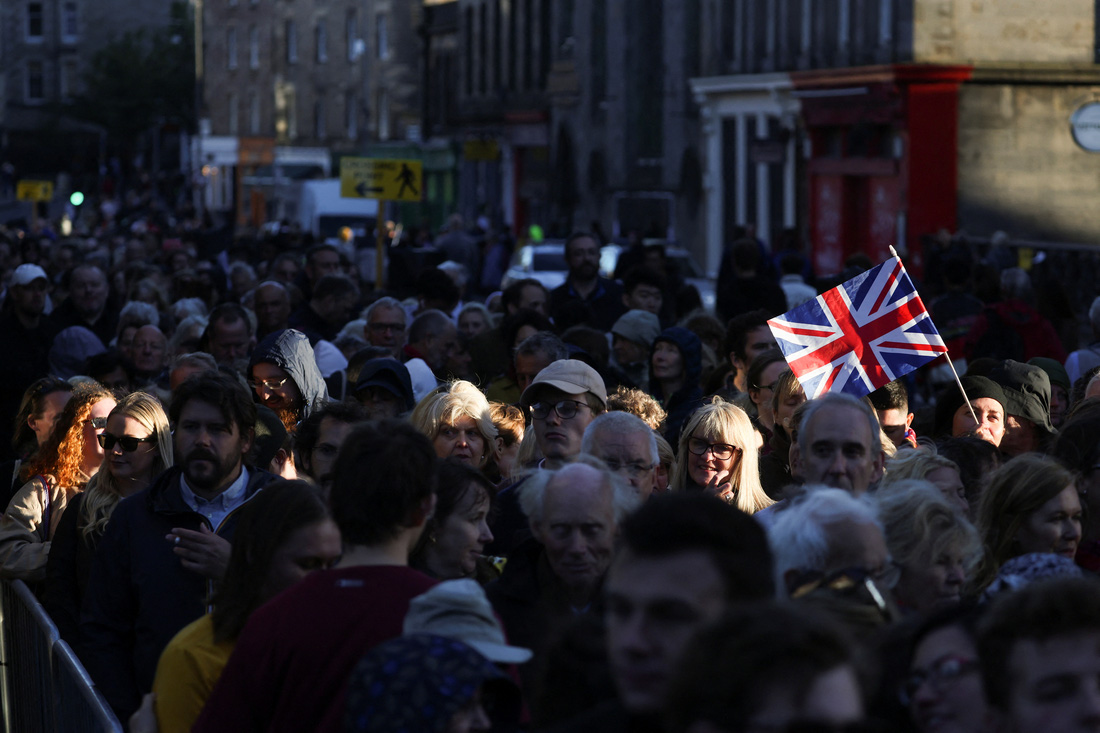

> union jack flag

[{"left": 767, "top": 257, "right": 946, "bottom": 399}]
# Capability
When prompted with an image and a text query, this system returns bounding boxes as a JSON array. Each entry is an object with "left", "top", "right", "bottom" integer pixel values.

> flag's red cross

[{"left": 776, "top": 261, "right": 945, "bottom": 392}]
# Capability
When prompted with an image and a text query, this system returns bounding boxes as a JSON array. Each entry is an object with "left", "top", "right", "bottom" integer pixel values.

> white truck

[{"left": 294, "top": 179, "right": 379, "bottom": 242}]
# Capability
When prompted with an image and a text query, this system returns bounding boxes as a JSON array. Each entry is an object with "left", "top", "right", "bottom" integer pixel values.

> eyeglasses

[
  {"left": 687, "top": 437, "right": 741, "bottom": 460},
  {"left": 753, "top": 381, "right": 779, "bottom": 392},
  {"left": 250, "top": 376, "right": 290, "bottom": 391},
  {"left": 604, "top": 461, "right": 656, "bottom": 479},
  {"left": 97, "top": 432, "right": 156, "bottom": 452},
  {"left": 899, "top": 655, "right": 980, "bottom": 706},
  {"left": 530, "top": 400, "right": 590, "bottom": 421},
  {"left": 85, "top": 416, "right": 108, "bottom": 430}
]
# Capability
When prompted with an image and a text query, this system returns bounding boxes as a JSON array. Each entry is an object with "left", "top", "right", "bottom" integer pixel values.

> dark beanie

[{"left": 934, "top": 376, "right": 1007, "bottom": 437}]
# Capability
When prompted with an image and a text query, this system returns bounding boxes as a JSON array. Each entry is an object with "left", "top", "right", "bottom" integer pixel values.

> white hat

[
  {"left": 11, "top": 264, "right": 48, "bottom": 287},
  {"left": 403, "top": 579, "right": 533, "bottom": 664}
]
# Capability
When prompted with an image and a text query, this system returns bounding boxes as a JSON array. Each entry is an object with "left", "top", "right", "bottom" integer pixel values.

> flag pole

[{"left": 888, "top": 246, "right": 979, "bottom": 427}]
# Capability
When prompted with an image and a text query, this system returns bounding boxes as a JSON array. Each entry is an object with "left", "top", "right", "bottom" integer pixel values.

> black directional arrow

[{"left": 356, "top": 182, "right": 385, "bottom": 196}]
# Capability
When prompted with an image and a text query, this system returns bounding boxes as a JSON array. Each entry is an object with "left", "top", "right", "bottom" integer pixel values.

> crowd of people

[{"left": 0, "top": 215, "right": 1098, "bottom": 733}]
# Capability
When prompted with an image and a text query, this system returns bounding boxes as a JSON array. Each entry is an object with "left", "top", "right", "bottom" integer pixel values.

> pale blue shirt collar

[{"left": 179, "top": 465, "right": 251, "bottom": 531}]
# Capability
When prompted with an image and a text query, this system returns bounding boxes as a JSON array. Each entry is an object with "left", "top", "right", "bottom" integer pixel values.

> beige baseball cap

[{"left": 519, "top": 358, "right": 607, "bottom": 408}]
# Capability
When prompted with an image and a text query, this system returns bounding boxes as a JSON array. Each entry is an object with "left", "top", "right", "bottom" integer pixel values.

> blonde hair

[
  {"left": 882, "top": 450, "right": 959, "bottom": 485},
  {"left": 671, "top": 400, "right": 774, "bottom": 514},
  {"left": 972, "top": 454, "right": 1076, "bottom": 592},
  {"left": 874, "top": 479, "right": 982, "bottom": 581},
  {"left": 80, "top": 392, "right": 173, "bottom": 540},
  {"left": 606, "top": 385, "right": 667, "bottom": 431},
  {"left": 410, "top": 380, "right": 498, "bottom": 451}
]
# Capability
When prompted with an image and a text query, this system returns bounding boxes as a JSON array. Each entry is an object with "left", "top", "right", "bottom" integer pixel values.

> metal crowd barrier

[{"left": 0, "top": 580, "right": 122, "bottom": 733}]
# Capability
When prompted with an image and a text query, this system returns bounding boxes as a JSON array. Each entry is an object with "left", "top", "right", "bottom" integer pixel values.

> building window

[
  {"left": 376, "top": 13, "right": 388, "bottom": 59},
  {"left": 346, "top": 10, "right": 359, "bottom": 61},
  {"left": 227, "top": 27, "right": 238, "bottom": 69},
  {"left": 249, "top": 25, "right": 259, "bottom": 69},
  {"left": 228, "top": 92, "right": 239, "bottom": 135},
  {"left": 249, "top": 92, "right": 260, "bottom": 134},
  {"left": 286, "top": 20, "right": 298, "bottom": 63},
  {"left": 346, "top": 92, "right": 357, "bottom": 139},
  {"left": 26, "top": 2, "right": 44, "bottom": 41},
  {"left": 314, "top": 100, "right": 326, "bottom": 139},
  {"left": 26, "top": 60, "right": 44, "bottom": 102},
  {"left": 60, "top": 57, "right": 79, "bottom": 99},
  {"left": 378, "top": 89, "right": 390, "bottom": 140},
  {"left": 315, "top": 21, "right": 328, "bottom": 63},
  {"left": 61, "top": 1, "right": 79, "bottom": 42}
]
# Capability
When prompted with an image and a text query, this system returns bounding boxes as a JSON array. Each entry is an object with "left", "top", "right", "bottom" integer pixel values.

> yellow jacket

[{"left": 152, "top": 614, "right": 235, "bottom": 733}]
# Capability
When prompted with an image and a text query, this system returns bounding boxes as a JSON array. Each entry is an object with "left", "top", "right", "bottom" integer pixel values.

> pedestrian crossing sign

[{"left": 340, "top": 158, "right": 423, "bottom": 202}]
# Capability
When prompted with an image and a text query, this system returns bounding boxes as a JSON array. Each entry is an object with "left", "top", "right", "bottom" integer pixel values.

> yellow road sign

[
  {"left": 16, "top": 180, "right": 54, "bottom": 202},
  {"left": 340, "top": 158, "right": 423, "bottom": 202}
]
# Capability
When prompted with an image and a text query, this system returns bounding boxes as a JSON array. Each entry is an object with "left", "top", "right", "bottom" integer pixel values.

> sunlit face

[
  {"left": 926, "top": 466, "right": 969, "bottom": 515},
  {"left": 423, "top": 484, "right": 493, "bottom": 579},
  {"left": 103, "top": 413, "right": 159, "bottom": 490},
  {"left": 792, "top": 405, "right": 883, "bottom": 495},
  {"left": 251, "top": 362, "right": 303, "bottom": 416},
  {"left": 82, "top": 397, "right": 118, "bottom": 477},
  {"left": 30, "top": 390, "right": 71, "bottom": 448},
  {"left": 536, "top": 466, "right": 616, "bottom": 594},
  {"left": 433, "top": 416, "right": 487, "bottom": 467},
  {"left": 952, "top": 397, "right": 1004, "bottom": 446},
  {"left": 686, "top": 431, "right": 739, "bottom": 490},
  {"left": 1014, "top": 484, "right": 1082, "bottom": 560},
  {"left": 776, "top": 383, "right": 807, "bottom": 431}
]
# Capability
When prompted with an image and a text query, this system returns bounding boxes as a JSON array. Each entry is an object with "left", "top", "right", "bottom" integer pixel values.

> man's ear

[
  {"left": 789, "top": 440, "right": 803, "bottom": 478},
  {"left": 906, "top": 412, "right": 915, "bottom": 429},
  {"left": 622, "top": 293, "right": 631, "bottom": 309},
  {"left": 871, "top": 449, "right": 886, "bottom": 485},
  {"left": 240, "top": 427, "right": 255, "bottom": 457}
]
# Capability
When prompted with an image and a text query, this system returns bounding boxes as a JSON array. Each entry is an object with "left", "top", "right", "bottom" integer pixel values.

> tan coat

[{"left": 0, "top": 474, "right": 78, "bottom": 582}]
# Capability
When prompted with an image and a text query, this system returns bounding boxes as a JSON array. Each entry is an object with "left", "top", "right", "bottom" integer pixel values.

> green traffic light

[{"left": 70, "top": 192, "right": 84, "bottom": 206}]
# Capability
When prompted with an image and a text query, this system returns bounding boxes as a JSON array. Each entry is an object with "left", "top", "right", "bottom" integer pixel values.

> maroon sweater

[{"left": 193, "top": 564, "right": 436, "bottom": 733}]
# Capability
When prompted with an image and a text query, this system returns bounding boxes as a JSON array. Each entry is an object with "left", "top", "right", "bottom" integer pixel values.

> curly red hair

[{"left": 24, "top": 383, "right": 115, "bottom": 489}]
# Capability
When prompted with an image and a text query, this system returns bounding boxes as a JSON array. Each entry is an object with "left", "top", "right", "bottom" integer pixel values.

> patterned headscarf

[{"left": 344, "top": 634, "right": 513, "bottom": 733}]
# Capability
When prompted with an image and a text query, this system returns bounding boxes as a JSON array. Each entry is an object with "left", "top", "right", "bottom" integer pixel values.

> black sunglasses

[{"left": 97, "top": 433, "right": 156, "bottom": 452}]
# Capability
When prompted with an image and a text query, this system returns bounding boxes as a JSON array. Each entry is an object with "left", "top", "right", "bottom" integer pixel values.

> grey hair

[
  {"left": 408, "top": 309, "right": 453, "bottom": 344},
  {"left": 171, "top": 297, "right": 209, "bottom": 321},
  {"left": 362, "top": 296, "right": 407, "bottom": 323},
  {"left": 168, "top": 314, "right": 209, "bottom": 354},
  {"left": 766, "top": 485, "right": 882, "bottom": 597},
  {"left": 796, "top": 392, "right": 881, "bottom": 456},
  {"left": 169, "top": 351, "right": 218, "bottom": 373},
  {"left": 515, "top": 331, "right": 569, "bottom": 361},
  {"left": 581, "top": 411, "right": 659, "bottom": 465},
  {"left": 117, "top": 301, "right": 160, "bottom": 331},
  {"left": 518, "top": 455, "right": 642, "bottom": 529}
]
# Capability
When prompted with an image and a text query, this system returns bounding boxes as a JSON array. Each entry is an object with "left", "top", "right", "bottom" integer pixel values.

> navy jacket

[{"left": 78, "top": 465, "right": 274, "bottom": 721}]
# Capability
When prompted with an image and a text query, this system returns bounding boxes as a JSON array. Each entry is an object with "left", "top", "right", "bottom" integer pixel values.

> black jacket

[
  {"left": 248, "top": 328, "right": 330, "bottom": 421},
  {"left": 78, "top": 465, "right": 274, "bottom": 721}
]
